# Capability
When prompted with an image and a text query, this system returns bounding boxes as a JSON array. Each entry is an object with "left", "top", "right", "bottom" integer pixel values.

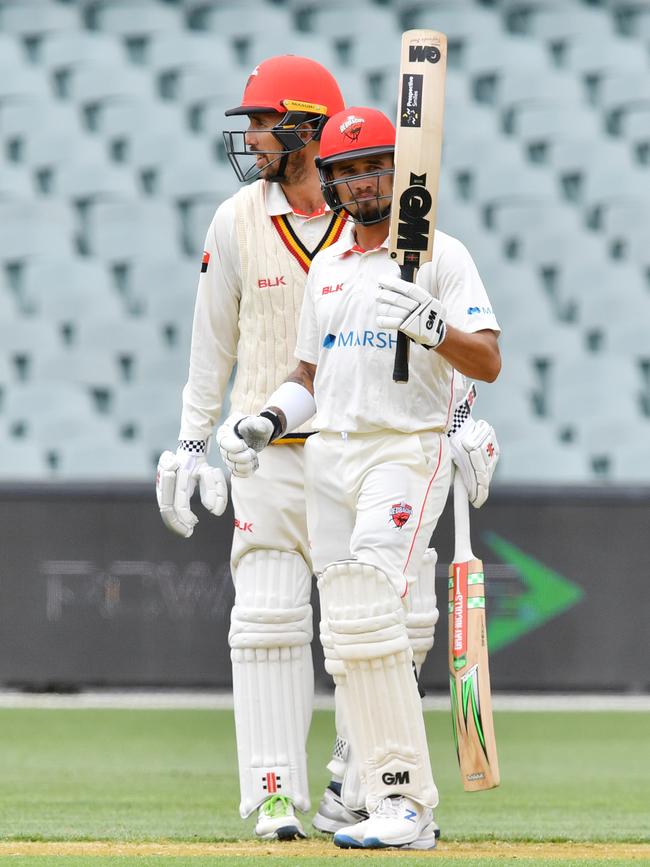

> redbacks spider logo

[
  {"left": 339, "top": 114, "right": 365, "bottom": 143},
  {"left": 390, "top": 500, "right": 413, "bottom": 529}
]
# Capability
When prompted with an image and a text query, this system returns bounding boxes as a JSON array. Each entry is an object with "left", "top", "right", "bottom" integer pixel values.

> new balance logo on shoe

[
  {"left": 404, "top": 808, "right": 417, "bottom": 822},
  {"left": 381, "top": 770, "right": 410, "bottom": 785}
]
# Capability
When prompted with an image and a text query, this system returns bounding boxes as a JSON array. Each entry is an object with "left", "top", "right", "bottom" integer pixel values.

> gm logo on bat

[{"left": 409, "top": 45, "right": 441, "bottom": 63}]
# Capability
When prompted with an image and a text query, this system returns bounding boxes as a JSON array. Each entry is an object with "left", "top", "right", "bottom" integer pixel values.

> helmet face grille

[
  {"left": 223, "top": 112, "right": 327, "bottom": 183},
  {"left": 318, "top": 163, "right": 395, "bottom": 226}
]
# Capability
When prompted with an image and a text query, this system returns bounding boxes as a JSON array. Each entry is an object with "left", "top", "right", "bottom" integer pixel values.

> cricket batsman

[{"left": 217, "top": 106, "right": 501, "bottom": 850}]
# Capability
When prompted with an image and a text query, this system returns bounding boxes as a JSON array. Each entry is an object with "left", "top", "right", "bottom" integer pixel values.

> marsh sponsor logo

[
  {"left": 467, "top": 305, "right": 493, "bottom": 315},
  {"left": 322, "top": 330, "right": 397, "bottom": 350}
]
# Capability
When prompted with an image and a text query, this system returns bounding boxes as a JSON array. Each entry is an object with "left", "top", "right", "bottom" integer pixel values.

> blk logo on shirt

[
  {"left": 321, "top": 282, "right": 343, "bottom": 295},
  {"left": 258, "top": 276, "right": 286, "bottom": 288}
]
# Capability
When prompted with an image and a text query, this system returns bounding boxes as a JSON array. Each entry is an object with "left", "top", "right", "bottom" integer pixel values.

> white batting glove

[
  {"left": 447, "top": 384, "right": 500, "bottom": 509},
  {"left": 377, "top": 273, "right": 447, "bottom": 349},
  {"left": 156, "top": 444, "right": 228, "bottom": 538},
  {"left": 216, "top": 412, "right": 275, "bottom": 478}
]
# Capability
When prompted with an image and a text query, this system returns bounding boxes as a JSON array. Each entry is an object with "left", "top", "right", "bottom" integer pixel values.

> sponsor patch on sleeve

[{"left": 201, "top": 251, "right": 210, "bottom": 273}]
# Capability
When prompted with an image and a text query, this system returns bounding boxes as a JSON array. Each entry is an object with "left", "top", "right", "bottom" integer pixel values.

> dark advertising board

[{"left": 0, "top": 484, "right": 647, "bottom": 692}]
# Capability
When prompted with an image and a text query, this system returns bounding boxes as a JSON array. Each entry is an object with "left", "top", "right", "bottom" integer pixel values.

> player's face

[
  {"left": 329, "top": 153, "right": 394, "bottom": 223},
  {"left": 244, "top": 111, "right": 286, "bottom": 178}
]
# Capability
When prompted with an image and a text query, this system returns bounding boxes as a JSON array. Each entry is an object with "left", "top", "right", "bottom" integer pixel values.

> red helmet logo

[{"left": 339, "top": 114, "right": 365, "bottom": 143}]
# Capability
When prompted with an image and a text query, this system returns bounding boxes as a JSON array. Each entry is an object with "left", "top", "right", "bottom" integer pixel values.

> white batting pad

[
  {"left": 319, "top": 579, "right": 366, "bottom": 810},
  {"left": 406, "top": 547, "right": 439, "bottom": 675},
  {"left": 229, "top": 549, "right": 313, "bottom": 816},
  {"left": 320, "top": 560, "right": 438, "bottom": 811}
]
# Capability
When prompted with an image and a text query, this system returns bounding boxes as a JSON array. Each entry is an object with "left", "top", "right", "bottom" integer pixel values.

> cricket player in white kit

[
  {"left": 156, "top": 55, "right": 349, "bottom": 840},
  {"left": 219, "top": 106, "right": 501, "bottom": 850}
]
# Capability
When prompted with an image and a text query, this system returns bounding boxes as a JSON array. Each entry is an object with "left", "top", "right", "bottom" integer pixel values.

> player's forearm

[
  {"left": 264, "top": 361, "right": 317, "bottom": 436},
  {"left": 436, "top": 328, "right": 501, "bottom": 383},
  {"left": 286, "top": 361, "right": 316, "bottom": 395}
]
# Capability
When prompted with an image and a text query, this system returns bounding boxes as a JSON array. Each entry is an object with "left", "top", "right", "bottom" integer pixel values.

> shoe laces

[
  {"left": 261, "top": 795, "right": 293, "bottom": 818},
  {"left": 373, "top": 796, "right": 404, "bottom": 819}
]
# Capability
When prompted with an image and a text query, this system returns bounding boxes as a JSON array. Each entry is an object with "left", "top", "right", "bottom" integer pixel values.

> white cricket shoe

[
  {"left": 334, "top": 795, "right": 437, "bottom": 850},
  {"left": 312, "top": 785, "right": 368, "bottom": 834},
  {"left": 254, "top": 795, "right": 307, "bottom": 840}
]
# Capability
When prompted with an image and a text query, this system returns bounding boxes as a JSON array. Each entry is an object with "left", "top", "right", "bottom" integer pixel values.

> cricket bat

[
  {"left": 389, "top": 29, "right": 447, "bottom": 383},
  {"left": 448, "top": 469, "right": 500, "bottom": 791}
]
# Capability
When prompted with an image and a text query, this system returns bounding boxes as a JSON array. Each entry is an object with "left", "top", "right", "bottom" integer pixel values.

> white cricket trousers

[{"left": 304, "top": 430, "right": 451, "bottom": 594}]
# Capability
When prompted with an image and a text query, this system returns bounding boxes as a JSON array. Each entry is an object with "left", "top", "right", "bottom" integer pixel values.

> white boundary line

[{"left": 0, "top": 690, "right": 648, "bottom": 711}]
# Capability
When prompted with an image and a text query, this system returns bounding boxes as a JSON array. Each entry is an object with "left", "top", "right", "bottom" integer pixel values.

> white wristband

[{"left": 263, "top": 381, "right": 316, "bottom": 435}]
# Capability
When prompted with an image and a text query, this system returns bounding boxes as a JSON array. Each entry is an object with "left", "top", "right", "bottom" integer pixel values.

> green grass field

[{"left": 0, "top": 707, "right": 648, "bottom": 865}]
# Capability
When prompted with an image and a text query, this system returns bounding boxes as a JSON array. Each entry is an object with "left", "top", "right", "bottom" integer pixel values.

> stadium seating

[{"left": 1, "top": 0, "right": 649, "bottom": 483}]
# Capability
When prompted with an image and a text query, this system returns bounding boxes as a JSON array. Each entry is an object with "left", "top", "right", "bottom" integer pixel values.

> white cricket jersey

[
  {"left": 179, "top": 180, "right": 350, "bottom": 441},
  {"left": 295, "top": 229, "right": 500, "bottom": 434}
]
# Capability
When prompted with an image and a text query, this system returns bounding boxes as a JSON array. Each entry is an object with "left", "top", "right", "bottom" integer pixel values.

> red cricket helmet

[
  {"left": 317, "top": 106, "right": 396, "bottom": 166},
  {"left": 225, "top": 55, "right": 344, "bottom": 119},
  {"left": 316, "top": 107, "right": 396, "bottom": 225},
  {"left": 223, "top": 55, "right": 345, "bottom": 183}
]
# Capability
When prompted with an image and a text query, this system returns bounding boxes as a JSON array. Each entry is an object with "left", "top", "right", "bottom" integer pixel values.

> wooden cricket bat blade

[
  {"left": 389, "top": 29, "right": 447, "bottom": 382},
  {"left": 448, "top": 472, "right": 500, "bottom": 791}
]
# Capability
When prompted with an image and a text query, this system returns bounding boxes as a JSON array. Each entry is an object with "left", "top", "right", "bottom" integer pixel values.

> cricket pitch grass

[{"left": 0, "top": 707, "right": 648, "bottom": 865}]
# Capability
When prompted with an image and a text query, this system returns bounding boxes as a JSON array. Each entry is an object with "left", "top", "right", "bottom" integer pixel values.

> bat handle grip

[
  {"left": 453, "top": 468, "right": 474, "bottom": 562},
  {"left": 392, "top": 261, "right": 415, "bottom": 383},
  {"left": 392, "top": 332, "right": 410, "bottom": 382}
]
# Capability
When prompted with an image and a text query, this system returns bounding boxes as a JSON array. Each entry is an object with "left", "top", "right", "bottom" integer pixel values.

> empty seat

[
  {"left": 512, "top": 103, "right": 602, "bottom": 156},
  {"left": 200, "top": 4, "right": 293, "bottom": 42},
  {"left": 0, "top": 96, "right": 80, "bottom": 151},
  {"left": 471, "top": 158, "right": 557, "bottom": 223},
  {"left": 38, "top": 30, "right": 125, "bottom": 76},
  {"left": 308, "top": 7, "right": 398, "bottom": 48},
  {"left": 83, "top": 200, "right": 181, "bottom": 260},
  {"left": 489, "top": 200, "right": 584, "bottom": 260},
  {"left": 0, "top": 440, "right": 50, "bottom": 481},
  {"left": 0, "top": 2, "right": 79, "bottom": 37},
  {"left": 184, "top": 199, "right": 222, "bottom": 256},
  {"left": 495, "top": 68, "right": 585, "bottom": 120},
  {"left": 547, "top": 351, "right": 642, "bottom": 435},
  {"left": 20, "top": 259, "right": 124, "bottom": 325},
  {"left": 0, "top": 199, "right": 76, "bottom": 260},
  {"left": 133, "top": 350, "right": 190, "bottom": 387},
  {"left": 0, "top": 62, "right": 51, "bottom": 100},
  {"left": 553, "top": 258, "right": 649, "bottom": 324},
  {"left": 496, "top": 436, "right": 593, "bottom": 484},
  {"left": 75, "top": 316, "right": 166, "bottom": 362},
  {"left": 581, "top": 160, "right": 650, "bottom": 225},
  {"left": 464, "top": 34, "right": 552, "bottom": 102},
  {"left": 127, "top": 257, "right": 199, "bottom": 314},
  {"left": 174, "top": 66, "right": 249, "bottom": 112},
  {"left": 48, "top": 158, "right": 140, "bottom": 203},
  {"left": 29, "top": 347, "right": 123, "bottom": 390},
  {"left": 90, "top": 0, "right": 183, "bottom": 38},
  {"left": 610, "top": 443, "right": 650, "bottom": 484},
  {"left": 528, "top": 5, "right": 614, "bottom": 48},
  {"left": 145, "top": 30, "right": 235, "bottom": 80},
  {"left": 19, "top": 127, "right": 107, "bottom": 173},
  {"left": 409, "top": 5, "right": 504, "bottom": 46},
  {"left": 55, "top": 437, "right": 154, "bottom": 481},
  {"left": 2, "top": 381, "right": 96, "bottom": 427},
  {"left": 0, "top": 164, "right": 34, "bottom": 198},
  {"left": 597, "top": 71, "right": 650, "bottom": 133},
  {"left": 621, "top": 108, "right": 650, "bottom": 160},
  {"left": 113, "top": 381, "right": 185, "bottom": 429},
  {"left": 64, "top": 62, "right": 154, "bottom": 106}
]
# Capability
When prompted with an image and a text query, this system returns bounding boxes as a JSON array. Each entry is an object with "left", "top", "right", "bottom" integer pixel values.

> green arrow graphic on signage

[{"left": 482, "top": 532, "right": 584, "bottom": 653}]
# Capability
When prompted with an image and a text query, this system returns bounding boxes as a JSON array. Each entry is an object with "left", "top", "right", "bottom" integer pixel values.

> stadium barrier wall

[{"left": 0, "top": 483, "right": 647, "bottom": 693}]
